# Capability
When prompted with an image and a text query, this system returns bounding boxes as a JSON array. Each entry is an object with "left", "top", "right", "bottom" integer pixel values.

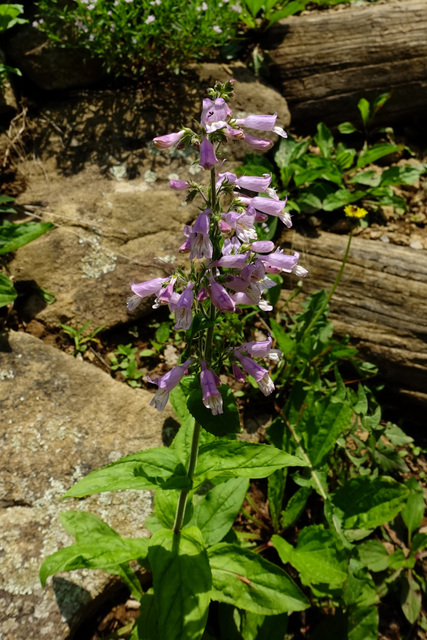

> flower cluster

[{"left": 128, "top": 81, "right": 307, "bottom": 415}]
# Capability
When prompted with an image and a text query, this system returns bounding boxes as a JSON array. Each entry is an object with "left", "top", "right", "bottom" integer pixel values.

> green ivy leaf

[
  {"left": 148, "top": 527, "right": 211, "bottom": 640},
  {"left": 208, "top": 543, "right": 309, "bottom": 614}
]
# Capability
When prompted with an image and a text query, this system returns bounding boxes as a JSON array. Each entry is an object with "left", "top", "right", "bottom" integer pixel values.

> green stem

[
  {"left": 304, "top": 229, "right": 353, "bottom": 338},
  {"left": 173, "top": 421, "right": 201, "bottom": 534}
]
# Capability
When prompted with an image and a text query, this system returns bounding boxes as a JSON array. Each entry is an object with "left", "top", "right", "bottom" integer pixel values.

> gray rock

[{"left": 0, "top": 330, "right": 178, "bottom": 639}]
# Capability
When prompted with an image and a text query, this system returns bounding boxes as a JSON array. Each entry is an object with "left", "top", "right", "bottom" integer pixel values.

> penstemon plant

[{"left": 40, "top": 81, "right": 311, "bottom": 639}]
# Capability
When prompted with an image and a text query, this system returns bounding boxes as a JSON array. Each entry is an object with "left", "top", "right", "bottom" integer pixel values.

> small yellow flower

[{"left": 344, "top": 204, "right": 368, "bottom": 219}]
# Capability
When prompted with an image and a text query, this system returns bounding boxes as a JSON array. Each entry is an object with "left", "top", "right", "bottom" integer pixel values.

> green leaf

[
  {"left": 380, "top": 165, "right": 425, "bottom": 187},
  {"left": 401, "top": 477, "right": 425, "bottom": 539},
  {"left": 348, "top": 170, "right": 381, "bottom": 187},
  {"left": 280, "top": 487, "right": 311, "bottom": 529},
  {"left": 40, "top": 535, "right": 149, "bottom": 587},
  {"left": 268, "top": 0, "right": 307, "bottom": 22},
  {"left": 274, "top": 137, "right": 311, "bottom": 170},
  {"left": 338, "top": 122, "right": 358, "bottom": 134},
  {"left": 297, "top": 394, "right": 353, "bottom": 468},
  {"left": 208, "top": 543, "right": 309, "bottom": 614},
  {"left": 322, "top": 189, "right": 364, "bottom": 211},
  {"left": 268, "top": 469, "right": 286, "bottom": 531},
  {"left": 343, "top": 559, "right": 378, "bottom": 607},
  {"left": 353, "top": 383, "right": 368, "bottom": 415},
  {"left": 357, "top": 540, "right": 390, "bottom": 572},
  {"left": 295, "top": 191, "right": 323, "bottom": 213},
  {"left": 0, "top": 220, "right": 54, "bottom": 254},
  {"left": 63, "top": 448, "right": 190, "bottom": 497},
  {"left": 191, "top": 478, "right": 249, "bottom": 546},
  {"left": 400, "top": 574, "right": 422, "bottom": 624},
  {"left": 130, "top": 593, "right": 159, "bottom": 640},
  {"left": 273, "top": 526, "right": 348, "bottom": 586},
  {"left": 270, "top": 318, "right": 296, "bottom": 356},
  {"left": 357, "top": 98, "right": 370, "bottom": 127},
  {"left": 356, "top": 144, "right": 402, "bottom": 169},
  {"left": 314, "top": 122, "right": 334, "bottom": 158},
  {"left": 332, "top": 476, "right": 409, "bottom": 530},
  {"left": 241, "top": 611, "right": 288, "bottom": 640},
  {"left": 148, "top": 527, "right": 211, "bottom": 640},
  {"left": 0, "top": 273, "right": 17, "bottom": 308},
  {"left": 187, "top": 385, "right": 240, "bottom": 437},
  {"left": 347, "top": 605, "right": 379, "bottom": 640},
  {"left": 194, "top": 441, "right": 306, "bottom": 486},
  {"left": 170, "top": 382, "right": 194, "bottom": 425},
  {"left": 411, "top": 532, "right": 427, "bottom": 554}
]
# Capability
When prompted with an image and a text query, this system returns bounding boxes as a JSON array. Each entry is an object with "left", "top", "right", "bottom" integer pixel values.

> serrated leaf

[
  {"left": 191, "top": 477, "right": 249, "bottom": 546},
  {"left": 194, "top": 441, "right": 306, "bottom": 486},
  {"left": 63, "top": 448, "right": 190, "bottom": 498},
  {"left": 332, "top": 476, "right": 409, "bottom": 529},
  {"left": 148, "top": 527, "right": 211, "bottom": 640},
  {"left": 208, "top": 543, "right": 309, "bottom": 614},
  {"left": 187, "top": 385, "right": 240, "bottom": 437},
  {"left": 40, "top": 535, "right": 149, "bottom": 587},
  {"left": 273, "top": 526, "right": 348, "bottom": 586}
]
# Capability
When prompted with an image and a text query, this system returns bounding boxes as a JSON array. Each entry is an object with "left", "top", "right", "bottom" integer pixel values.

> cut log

[
  {"left": 266, "top": 0, "right": 427, "bottom": 126},
  {"left": 281, "top": 230, "right": 427, "bottom": 422}
]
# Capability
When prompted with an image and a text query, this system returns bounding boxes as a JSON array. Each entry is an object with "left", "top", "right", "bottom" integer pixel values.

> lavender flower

[
  {"left": 127, "top": 277, "right": 169, "bottom": 311},
  {"left": 209, "top": 277, "right": 236, "bottom": 312},
  {"left": 170, "top": 179, "right": 189, "bottom": 191},
  {"left": 200, "top": 361, "right": 223, "bottom": 415},
  {"left": 174, "top": 283, "right": 194, "bottom": 330},
  {"left": 200, "top": 137, "right": 218, "bottom": 170},
  {"left": 153, "top": 130, "right": 185, "bottom": 149},
  {"left": 234, "top": 352, "right": 275, "bottom": 396},
  {"left": 148, "top": 358, "right": 194, "bottom": 411}
]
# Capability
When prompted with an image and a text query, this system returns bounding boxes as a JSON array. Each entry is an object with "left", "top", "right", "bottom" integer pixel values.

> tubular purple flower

[
  {"left": 148, "top": 358, "right": 194, "bottom": 411},
  {"left": 170, "top": 179, "right": 189, "bottom": 191},
  {"left": 200, "top": 360, "right": 223, "bottom": 415},
  {"left": 153, "top": 130, "right": 185, "bottom": 149},
  {"left": 210, "top": 253, "right": 249, "bottom": 269},
  {"left": 243, "top": 135, "right": 274, "bottom": 151},
  {"left": 234, "top": 174, "right": 272, "bottom": 192},
  {"left": 222, "top": 237, "right": 241, "bottom": 255},
  {"left": 237, "top": 336, "right": 282, "bottom": 362},
  {"left": 200, "top": 137, "right": 218, "bottom": 170},
  {"left": 232, "top": 362, "right": 246, "bottom": 383},
  {"left": 250, "top": 196, "right": 288, "bottom": 217},
  {"left": 190, "top": 211, "right": 213, "bottom": 260},
  {"left": 250, "top": 240, "right": 275, "bottom": 253},
  {"left": 224, "top": 211, "right": 257, "bottom": 243},
  {"left": 234, "top": 352, "right": 275, "bottom": 396},
  {"left": 209, "top": 277, "right": 235, "bottom": 312},
  {"left": 155, "top": 277, "right": 176, "bottom": 305},
  {"left": 201, "top": 97, "right": 231, "bottom": 128},
  {"left": 259, "top": 249, "right": 300, "bottom": 273},
  {"left": 174, "top": 283, "right": 194, "bottom": 330},
  {"left": 127, "top": 276, "right": 169, "bottom": 310},
  {"left": 234, "top": 114, "right": 287, "bottom": 139}
]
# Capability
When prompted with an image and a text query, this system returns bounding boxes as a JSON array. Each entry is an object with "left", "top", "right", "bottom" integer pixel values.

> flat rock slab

[{"left": 0, "top": 330, "right": 178, "bottom": 640}]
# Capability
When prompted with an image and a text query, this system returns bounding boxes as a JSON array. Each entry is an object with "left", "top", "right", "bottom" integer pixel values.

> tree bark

[
  {"left": 267, "top": 0, "right": 427, "bottom": 126},
  {"left": 281, "top": 230, "right": 427, "bottom": 422}
]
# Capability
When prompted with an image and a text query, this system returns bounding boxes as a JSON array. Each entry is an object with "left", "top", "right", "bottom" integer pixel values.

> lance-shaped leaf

[
  {"left": 194, "top": 441, "right": 306, "bottom": 486},
  {"left": 272, "top": 526, "right": 348, "bottom": 586},
  {"left": 59, "top": 511, "right": 143, "bottom": 597},
  {"left": 0, "top": 220, "right": 54, "bottom": 254},
  {"left": 148, "top": 527, "right": 211, "bottom": 640},
  {"left": 191, "top": 478, "right": 250, "bottom": 546},
  {"left": 0, "top": 273, "right": 17, "bottom": 308},
  {"left": 40, "top": 535, "right": 149, "bottom": 587},
  {"left": 331, "top": 476, "right": 409, "bottom": 530},
  {"left": 64, "top": 448, "right": 190, "bottom": 498},
  {"left": 129, "top": 592, "right": 159, "bottom": 640},
  {"left": 208, "top": 543, "right": 309, "bottom": 614}
]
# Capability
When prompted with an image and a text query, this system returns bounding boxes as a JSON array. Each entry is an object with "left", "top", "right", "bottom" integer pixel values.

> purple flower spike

[
  {"left": 127, "top": 277, "right": 168, "bottom": 310},
  {"left": 170, "top": 179, "right": 189, "bottom": 191},
  {"left": 148, "top": 358, "right": 194, "bottom": 411},
  {"left": 153, "top": 130, "right": 185, "bottom": 149},
  {"left": 200, "top": 360, "right": 223, "bottom": 415},
  {"left": 174, "top": 283, "right": 194, "bottom": 331},
  {"left": 200, "top": 137, "right": 218, "bottom": 170},
  {"left": 209, "top": 277, "right": 235, "bottom": 312}
]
